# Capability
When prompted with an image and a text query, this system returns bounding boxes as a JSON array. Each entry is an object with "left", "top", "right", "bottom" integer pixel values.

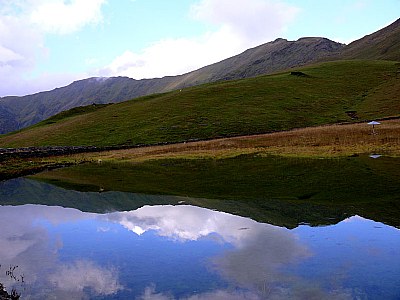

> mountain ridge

[{"left": 1, "top": 17, "right": 399, "bottom": 134}]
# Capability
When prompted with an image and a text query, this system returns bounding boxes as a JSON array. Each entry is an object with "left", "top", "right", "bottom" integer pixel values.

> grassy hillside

[{"left": 1, "top": 60, "right": 399, "bottom": 148}]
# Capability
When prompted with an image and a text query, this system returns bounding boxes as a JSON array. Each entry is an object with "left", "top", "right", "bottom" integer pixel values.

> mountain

[
  {"left": 0, "top": 37, "right": 343, "bottom": 134},
  {"left": 334, "top": 18, "right": 400, "bottom": 61},
  {"left": 1, "top": 17, "right": 399, "bottom": 135},
  {"left": 0, "top": 76, "right": 177, "bottom": 134},
  {"left": 163, "top": 37, "right": 344, "bottom": 88},
  {"left": 1, "top": 60, "right": 399, "bottom": 148}
]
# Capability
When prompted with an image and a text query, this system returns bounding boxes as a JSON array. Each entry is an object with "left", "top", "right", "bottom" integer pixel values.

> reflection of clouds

[
  {"left": 138, "top": 285, "right": 174, "bottom": 300},
  {"left": 0, "top": 205, "right": 122, "bottom": 298},
  {"left": 212, "top": 230, "right": 308, "bottom": 290},
  {"left": 0, "top": 203, "right": 363, "bottom": 299},
  {"left": 106, "top": 205, "right": 309, "bottom": 297},
  {"left": 138, "top": 286, "right": 259, "bottom": 300},
  {"left": 107, "top": 205, "right": 353, "bottom": 300},
  {"left": 0, "top": 205, "right": 69, "bottom": 287},
  {"left": 138, "top": 285, "right": 352, "bottom": 300},
  {"left": 49, "top": 260, "right": 122, "bottom": 296},
  {"left": 0, "top": 205, "right": 90, "bottom": 262},
  {"left": 137, "top": 285, "right": 352, "bottom": 300},
  {"left": 105, "top": 205, "right": 286, "bottom": 245},
  {"left": 185, "top": 289, "right": 259, "bottom": 300},
  {"left": 106, "top": 205, "right": 223, "bottom": 240}
]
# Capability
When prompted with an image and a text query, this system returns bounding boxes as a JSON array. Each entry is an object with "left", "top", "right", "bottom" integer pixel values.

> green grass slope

[{"left": 1, "top": 60, "right": 399, "bottom": 148}]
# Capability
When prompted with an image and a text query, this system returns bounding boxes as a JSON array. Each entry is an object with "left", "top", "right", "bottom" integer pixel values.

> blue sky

[{"left": 0, "top": 0, "right": 399, "bottom": 97}]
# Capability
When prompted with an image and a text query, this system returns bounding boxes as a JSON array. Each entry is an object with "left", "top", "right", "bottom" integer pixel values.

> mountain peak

[{"left": 272, "top": 38, "right": 287, "bottom": 43}]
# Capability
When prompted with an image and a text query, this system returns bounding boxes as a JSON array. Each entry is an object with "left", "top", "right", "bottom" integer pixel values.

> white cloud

[
  {"left": 0, "top": 44, "right": 24, "bottom": 63},
  {"left": 0, "top": 0, "right": 106, "bottom": 96},
  {"left": 30, "top": 0, "right": 106, "bottom": 34},
  {"left": 99, "top": 29, "right": 241, "bottom": 79},
  {"left": 191, "top": 0, "right": 299, "bottom": 46},
  {"left": 99, "top": 0, "right": 299, "bottom": 79}
]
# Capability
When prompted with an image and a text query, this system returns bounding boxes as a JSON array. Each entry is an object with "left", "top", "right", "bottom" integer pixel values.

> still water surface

[{"left": 0, "top": 178, "right": 399, "bottom": 299}]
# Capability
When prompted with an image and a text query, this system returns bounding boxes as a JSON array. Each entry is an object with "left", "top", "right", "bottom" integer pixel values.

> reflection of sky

[{"left": 0, "top": 205, "right": 399, "bottom": 299}]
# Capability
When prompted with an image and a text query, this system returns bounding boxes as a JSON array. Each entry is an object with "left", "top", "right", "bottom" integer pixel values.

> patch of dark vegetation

[
  {"left": 0, "top": 146, "right": 101, "bottom": 160},
  {"left": 297, "top": 192, "right": 318, "bottom": 200},
  {"left": 290, "top": 71, "right": 309, "bottom": 77},
  {"left": 0, "top": 265, "right": 22, "bottom": 300},
  {"left": 0, "top": 159, "right": 74, "bottom": 182},
  {"left": 345, "top": 110, "right": 358, "bottom": 120},
  {"left": 0, "top": 283, "right": 19, "bottom": 300}
]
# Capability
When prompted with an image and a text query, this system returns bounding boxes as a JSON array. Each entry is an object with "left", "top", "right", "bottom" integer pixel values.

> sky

[{"left": 0, "top": 0, "right": 399, "bottom": 97}]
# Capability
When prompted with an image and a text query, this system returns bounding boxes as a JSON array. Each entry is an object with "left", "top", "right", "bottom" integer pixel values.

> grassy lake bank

[{"left": 1, "top": 119, "right": 399, "bottom": 180}]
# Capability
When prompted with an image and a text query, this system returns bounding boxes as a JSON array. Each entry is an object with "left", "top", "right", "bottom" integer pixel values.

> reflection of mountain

[
  {"left": 29, "top": 155, "right": 400, "bottom": 228},
  {"left": 0, "top": 177, "right": 184, "bottom": 213},
  {"left": 1, "top": 177, "right": 347, "bottom": 228}
]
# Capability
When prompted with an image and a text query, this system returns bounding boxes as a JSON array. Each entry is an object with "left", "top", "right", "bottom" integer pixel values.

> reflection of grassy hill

[
  {"left": 1, "top": 60, "right": 399, "bottom": 148},
  {"left": 31, "top": 155, "right": 400, "bottom": 228}
]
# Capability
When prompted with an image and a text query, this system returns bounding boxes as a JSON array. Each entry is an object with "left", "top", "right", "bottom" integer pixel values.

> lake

[{"left": 0, "top": 155, "right": 399, "bottom": 299}]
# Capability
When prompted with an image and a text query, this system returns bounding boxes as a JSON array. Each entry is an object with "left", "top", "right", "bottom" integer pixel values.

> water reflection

[
  {"left": 0, "top": 204, "right": 399, "bottom": 299},
  {"left": 0, "top": 205, "right": 122, "bottom": 299},
  {"left": 26, "top": 155, "right": 400, "bottom": 228}
]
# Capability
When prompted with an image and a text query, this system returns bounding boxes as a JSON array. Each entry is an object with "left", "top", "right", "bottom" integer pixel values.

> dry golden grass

[{"left": 71, "top": 119, "right": 400, "bottom": 162}]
